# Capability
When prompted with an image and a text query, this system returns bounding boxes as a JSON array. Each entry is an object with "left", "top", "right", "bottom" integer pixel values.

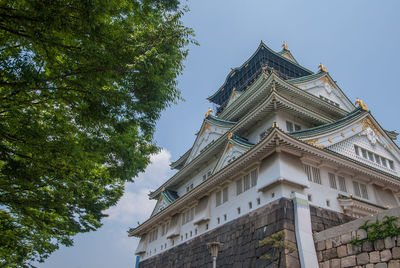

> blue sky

[{"left": 40, "top": 1, "right": 400, "bottom": 267}]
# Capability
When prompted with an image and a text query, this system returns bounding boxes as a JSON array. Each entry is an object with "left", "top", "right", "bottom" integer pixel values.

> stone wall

[
  {"left": 139, "top": 198, "right": 299, "bottom": 268},
  {"left": 314, "top": 207, "right": 400, "bottom": 268},
  {"left": 310, "top": 205, "right": 355, "bottom": 233}
]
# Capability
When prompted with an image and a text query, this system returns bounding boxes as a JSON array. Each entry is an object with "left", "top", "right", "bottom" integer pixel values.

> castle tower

[{"left": 129, "top": 42, "right": 400, "bottom": 267}]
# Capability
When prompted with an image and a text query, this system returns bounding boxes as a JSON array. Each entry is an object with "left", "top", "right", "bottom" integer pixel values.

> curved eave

[
  {"left": 170, "top": 148, "right": 192, "bottom": 170},
  {"left": 205, "top": 114, "right": 236, "bottom": 127},
  {"left": 231, "top": 135, "right": 254, "bottom": 148},
  {"left": 291, "top": 107, "right": 367, "bottom": 139},
  {"left": 130, "top": 127, "right": 400, "bottom": 237},
  {"left": 207, "top": 41, "right": 313, "bottom": 104}
]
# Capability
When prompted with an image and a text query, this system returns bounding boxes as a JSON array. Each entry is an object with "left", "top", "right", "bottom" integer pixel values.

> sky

[{"left": 40, "top": 1, "right": 400, "bottom": 267}]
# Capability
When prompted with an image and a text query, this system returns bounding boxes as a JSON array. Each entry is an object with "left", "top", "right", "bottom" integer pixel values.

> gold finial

[
  {"left": 282, "top": 41, "right": 289, "bottom": 51},
  {"left": 355, "top": 98, "right": 369, "bottom": 111},
  {"left": 262, "top": 65, "right": 268, "bottom": 74},
  {"left": 161, "top": 186, "right": 165, "bottom": 192},
  {"left": 204, "top": 108, "right": 212, "bottom": 119},
  {"left": 270, "top": 85, "right": 276, "bottom": 92},
  {"left": 318, "top": 63, "right": 327, "bottom": 72},
  {"left": 272, "top": 120, "right": 279, "bottom": 128},
  {"left": 228, "top": 132, "right": 233, "bottom": 140}
]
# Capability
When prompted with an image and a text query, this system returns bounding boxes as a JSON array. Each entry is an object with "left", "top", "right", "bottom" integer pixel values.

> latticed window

[
  {"left": 236, "top": 169, "right": 258, "bottom": 195},
  {"left": 328, "top": 173, "right": 337, "bottom": 189},
  {"left": 304, "top": 165, "right": 312, "bottom": 181},
  {"left": 353, "top": 181, "right": 361, "bottom": 197},
  {"left": 360, "top": 184, "right": 368, "bottom": 199},
  {"left": 304, "top": 164, "right": 321, "bottom": 184},
  {"left": 251, "top": 169, "right": 258, "bottom": 187},
  {"left": 338, "top": 176, "right": 347, "bottom": 192}
]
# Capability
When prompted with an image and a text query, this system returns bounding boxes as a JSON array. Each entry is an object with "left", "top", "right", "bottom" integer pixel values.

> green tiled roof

[
  {"left": 231, "top": 135, "right": 254, "bottom": 147},
  {"left": 206, "top": 114, "right": 236, "bottom": 127},
  {"left": 291, "top": 107, "right": 367, "bottom": 138},
  {"left": 161, "top": 189, "right": 179, "bottom": 204},
  {"left": 287, "top": 72, "right": 326, "bottom": 83}
]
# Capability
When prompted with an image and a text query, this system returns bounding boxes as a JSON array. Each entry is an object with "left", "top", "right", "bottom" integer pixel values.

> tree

[
  {"left": 259, "top": 230, "right": 295, "bottom": 267},
  {"left": 0, "top": 0, "right": 195, "bottom": 266}
]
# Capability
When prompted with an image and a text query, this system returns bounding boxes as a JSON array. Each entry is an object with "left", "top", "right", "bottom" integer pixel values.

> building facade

[{"left": 129, "top": 42, "right": 400, "bottom": 267}]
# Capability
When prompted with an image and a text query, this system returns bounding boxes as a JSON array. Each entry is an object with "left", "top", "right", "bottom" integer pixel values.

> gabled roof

[
  {"left": 278, "top": 49, "right": 299, "bottom": 64},
  {"left": 161, "top": 189, "right": 179, "bottom": 204},
  {"left": 291, "top": 107, "right": 367, "bottom": 138},
  {"left": 208, "top": 42, "right": 314, "bottom": 110},
  {"left": 287, "top": 71, "right": 355, "bottom": 112}
]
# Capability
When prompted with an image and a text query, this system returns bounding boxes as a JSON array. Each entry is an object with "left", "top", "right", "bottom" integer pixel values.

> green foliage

[
  {"left": 351, "top": 216, "right": 400, "bottom": 246},
  {"left": 0, "top": 0, "right": 195, "bottom": 266},
  {"left": 259, "top": 230, "right": 295, "bottom": 265}
]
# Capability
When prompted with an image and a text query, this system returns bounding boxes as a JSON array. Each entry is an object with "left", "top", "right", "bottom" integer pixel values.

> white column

[{"left": 291, "top": 192, "right": 319, "bottom": 268}]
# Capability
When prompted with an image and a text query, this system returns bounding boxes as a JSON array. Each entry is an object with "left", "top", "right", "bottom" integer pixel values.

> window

[
  {"left": 271, "top": 192, "right": 275, "bottom": 198},
  {"left": 202, "top": 170, "right": 212, "bottom": 181},
  {"left": 237, "top": 207, "right": 241, "bottom": 215},
  {"left": 243, "top": 174, "right": 250, "bottom": 191},
  {"left": 368, "top": 151, "right": 374, "bottom": 161},
  {"left": 286, "top": 121, "right": 294, "bottom": 132},
  {"left": 294, "top": 124, "right": 301, "bottom": 131},
  {"left": 149, "top": 228, "right": 158, "bottom": 242},
  {"left": 251, "top": 169, "right": 258, "bottom": 187},
  {"left": 304, "top": 165, "right": 312, "bottom": 181},
  {"left": 182, "top": 207, "right": 195, "bottom": 225},
  {"left": 307, "top": 194, "right": 312, "bottom": 202},
  {"left": 217, "top": 217, "right": 220, "bottom": 224},
  {"left": 361, "top": 148, "right": 367, "bottom": 159},
  {"left": 249, "top": 202, "right": 253, "bottom": 209},
  {"left": 215, "top": 191, "right": 221, "bottom": 207},
  {"left": 328, "top": 173, "right": 337, "bottom": 189},
  {"left": 305, "top": 165, "right": 322, "bottom": 184},
  {"left": 236, "top": 169, "right": 258, "bottom": 195},
  {"left": 353, "top": 181, "right": 361, "bottom": 197},
  {"left": 355, "top": 145, "right": 395, "bottom": 170},
  {"left": 389, "top": 160, "right": 395, "bottom": 170},
  {"left": 186, "top": 183, "right": 194, "bottom": 193},
  {"left": 161, "top": 222, "right": 168, "bottom": 236},
  {"left": 326, "top": 200, "right": 330, "bottom": 207},
  {"left": 257, "top": 198, "right": 261, "bottom": 205},
  {"left": 354, "top": 145, "right": 360, "bottom": 156},
  {"left": 360, "top": 184, "right": 368, "bottom": 199},
  {"left": 338, "top": 176, "right": 347, "bottom": 192},
  {"left": 224, "top": 214, "right": 227, "bottom": 221},
  {"left": 222, "top": 187, "right": 228, "bottom": 203},
  {"left": 236, "top": 179, "right": 243, "bottom": 195}
]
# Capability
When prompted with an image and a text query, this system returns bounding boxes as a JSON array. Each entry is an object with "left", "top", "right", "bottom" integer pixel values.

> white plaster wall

[
  {"left": 275, "top": 111, "right": 315, "bottom": 133},
  {"left": 176, "top": 159, "right": 218, "bottom": 197},
  {"left": 245, "top": 114, "right": 276, "bottom": 144}
]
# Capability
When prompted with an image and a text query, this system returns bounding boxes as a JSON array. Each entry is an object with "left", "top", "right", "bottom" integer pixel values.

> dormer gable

[
  {"left": 293, "top": 108, "right": 400, "bottom": 176},
  {"left": 151, "top": 189, "right": 179, "bottom": 216},
  {"left": 185, "top": 114, "right": 235, "bottom": 165},
  {"left": 288, "top": 72, "right": 354, "bottom": 112},
  {"left": 213, "top": 134, "right": 254, "bottom": 173}
]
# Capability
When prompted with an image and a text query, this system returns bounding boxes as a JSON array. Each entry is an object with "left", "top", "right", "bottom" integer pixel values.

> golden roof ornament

[
  {"left": 318, "top": 63, "right": 327, "bottom": 72},
  {"left": 272, "top": 120, "right": 279, "bottom": 128},
  {"left": 228, "top": 132, "right": 233, "bottom": 140},
  {"left": 161, "top": 186, "right": 165, "bottom": 192},
  {"left": 282, "top": 41, "right": 289, "bottom": 51},
  {"left": 355, "top": 98, "right": 369, "bottom": 112},
  {"left": 204, "top": 108, "right": 212, "bottom": 119}
]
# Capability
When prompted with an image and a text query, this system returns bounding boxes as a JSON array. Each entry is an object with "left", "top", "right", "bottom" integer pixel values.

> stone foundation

[{"left": 138, "top": 199, "right": 356, "bottom": 267}]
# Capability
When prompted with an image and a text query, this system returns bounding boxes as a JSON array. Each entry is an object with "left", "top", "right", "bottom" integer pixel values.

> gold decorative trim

[
  {"left": 357, "top": 117, "right": 382, "bottom": 137},
  {"left": 305, "top": 138, "right": 319, "bottom": 146},
  {"left": 328, "top": 137, "right": 333, "bottom": 143},
  {"left": 204, "top": 108, "right": 212, "bottom": 119},
  {"left": 318, "top": 63, "right": 327, "bottom": 72},
  {"left": 355, "top": 98, "right": 369, "bottom": 111},
  {"left": 341, "top": 133, "right": 345, "bottom": 137},
  {"left": 199, "top": 122, "right": 211, "bottom": 136},
  {"left": 282, "top": 41, "right": 289, "bottom": 51},
  {"left": 228, "top": 132, "right": 233, "bottom": 140},
  {"left": 352, "top": 127, "right": 356, "bottom": 132}
]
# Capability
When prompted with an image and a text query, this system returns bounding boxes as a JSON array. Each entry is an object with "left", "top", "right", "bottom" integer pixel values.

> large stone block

[
  {"left": 322, "top": 248, "right": 338, "bottom": 261},
  {"left": 356, "top": 252, "right": 369, "bottom": 265},
  {"left": 386, "top": 237, "right": 397, "bottom": 249},
  {"left": 370, "top": 251, "right": 381, "bottom": 263},
  {"left": 393, "top": 247, "right": 400, "bottom": 259},
  {"left": 340, "top": 255, "right": 356, "bottom": 267},
  {"left": 381, "top": 249, "right": 393, "bottom": 262},
  {"left": 375, "top": 263, "right": 388, "bottom": 268},
  {"left": 341, "top": 233, "right": 352, "bottom": 244},
  {"left": 329, "top": 258, "right": 340, "bottom": 268},
  {"left": 388, "top": 260, "right": 400, "bottom": 268},
  {"left": 337, "top": 245, "right": 347, "bottom": 258},
  {"left": 375, "top": 239, "right": 385, "bottom": 251}
]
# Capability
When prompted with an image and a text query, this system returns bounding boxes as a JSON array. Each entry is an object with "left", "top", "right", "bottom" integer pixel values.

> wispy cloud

[{"left": 105, "top": 149, "right": 173, "bottom": 225}]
